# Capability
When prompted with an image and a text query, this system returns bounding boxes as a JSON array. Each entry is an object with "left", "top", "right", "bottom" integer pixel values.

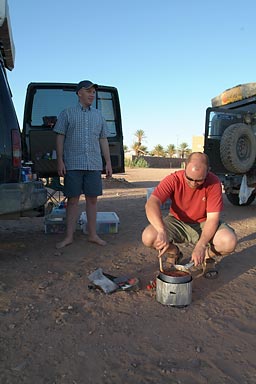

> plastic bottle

[
  {"left": 21, "top": 170, "right": 26, "bottom": 182},
  {"left": 52, "top": 150, "right": 57, "bottom": 159}
]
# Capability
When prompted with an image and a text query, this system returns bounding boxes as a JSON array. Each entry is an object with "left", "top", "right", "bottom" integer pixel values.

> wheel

[
  {"left": 226, "top": 192, "right": 256, "bottom": 206},
  {"left": 220, "top": 123, "right": 256, "bottom": 173}
]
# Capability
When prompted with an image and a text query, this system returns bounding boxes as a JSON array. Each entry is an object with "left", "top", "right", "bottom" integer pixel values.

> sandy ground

[{"left": 0, "top": 167, "right": 256, "bottom": 384}]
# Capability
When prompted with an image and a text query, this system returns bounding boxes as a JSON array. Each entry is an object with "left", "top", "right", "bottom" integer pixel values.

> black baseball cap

[{"left": 76, "top": 80, "right": 98, "bottom": 93}]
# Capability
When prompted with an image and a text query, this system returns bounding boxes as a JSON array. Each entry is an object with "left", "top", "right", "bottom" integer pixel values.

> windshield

[
  {"left": 30, "top": 88, "right": 118, "bottom": 137},
  {"left": 207, "top": 110, "right": 243, "bottom": 138}
]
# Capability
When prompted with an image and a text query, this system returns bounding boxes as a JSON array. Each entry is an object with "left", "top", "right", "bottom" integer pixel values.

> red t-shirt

[{"left": 152, "top": 170, "right": 223, "bottom": 223}]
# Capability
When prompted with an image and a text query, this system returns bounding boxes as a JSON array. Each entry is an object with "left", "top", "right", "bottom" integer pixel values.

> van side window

[{"left": 97, "top": 91, "right": 117, "bottom": 137}]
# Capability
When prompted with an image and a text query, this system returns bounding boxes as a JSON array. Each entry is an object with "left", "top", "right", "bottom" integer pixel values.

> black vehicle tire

[
  {"left": 226, "top": 192, "right": 256, "bottom": 206},
  {"left": 220, "top": 123, "right": 256, "bottom": 173}
]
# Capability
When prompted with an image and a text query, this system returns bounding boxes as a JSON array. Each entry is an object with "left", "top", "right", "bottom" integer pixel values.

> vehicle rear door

[
  {"left": 204, "top": 107, "right": 255, "bottom": 174},
  {"left": 22, "top": 82, "right": 125, "bottom": 178}
]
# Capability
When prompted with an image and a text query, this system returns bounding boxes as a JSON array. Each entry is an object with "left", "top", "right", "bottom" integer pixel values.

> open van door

[{"left": 22, "top": 83, "right": 125, "bottom": 178}]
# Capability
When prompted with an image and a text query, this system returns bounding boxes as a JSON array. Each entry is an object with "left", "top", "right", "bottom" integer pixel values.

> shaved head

[
  {"left": 184, "top": 152, "right": 209, "bottom": 188},
  {"left": 186, "top": 152, "right": 209, "bottom": 169}
]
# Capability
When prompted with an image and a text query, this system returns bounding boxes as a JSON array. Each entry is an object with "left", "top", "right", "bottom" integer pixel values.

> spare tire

[{"left": 220, "top": 123, "right": 256, "bottom": 173}]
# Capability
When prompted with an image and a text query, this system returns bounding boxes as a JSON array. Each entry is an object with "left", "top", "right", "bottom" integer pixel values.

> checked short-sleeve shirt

[{"left": 53, "top": 103, "right": 109, "bottom": 171}]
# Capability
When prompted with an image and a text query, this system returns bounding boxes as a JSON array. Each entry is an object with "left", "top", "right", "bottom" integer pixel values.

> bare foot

[
  {"left": 56, "top": 238, "right": 73, "bottom": 249},
  {"left": 88, "top": 235, "right": 107, "bottom": 246}
]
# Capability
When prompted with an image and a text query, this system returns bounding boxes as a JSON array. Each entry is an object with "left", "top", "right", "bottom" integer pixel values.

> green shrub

[{"left": 125, "top": 157, "right": 149, "bottom": 168}]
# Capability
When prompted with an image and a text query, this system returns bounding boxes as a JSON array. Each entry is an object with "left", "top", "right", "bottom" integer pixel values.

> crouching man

[{"left": 142, "top": 152, "right": 237, "bottom": 278}]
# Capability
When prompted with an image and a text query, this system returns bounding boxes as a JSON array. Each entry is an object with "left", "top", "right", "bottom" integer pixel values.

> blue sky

[{"left": 6, "top": 0, "right": 256, "bottom": 151}]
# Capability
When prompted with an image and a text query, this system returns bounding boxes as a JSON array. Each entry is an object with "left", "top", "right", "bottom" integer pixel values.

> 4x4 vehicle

[
  {"left": 204, "top": 83, "right": 256, "bottom": 206},
  {"left": 0, "top": 0, "right": 46, "bottom": 218}
]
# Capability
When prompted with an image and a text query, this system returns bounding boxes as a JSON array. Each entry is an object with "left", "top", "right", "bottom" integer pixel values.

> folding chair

[{"left": 44, "top": 176, "right": 66, "bottom": 209}]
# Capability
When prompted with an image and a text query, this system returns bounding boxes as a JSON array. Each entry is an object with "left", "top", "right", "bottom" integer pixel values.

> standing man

[
  {"left": 54, "top": 80, "right": 112, "bottom": 249},
  {"left": 142, "top": 152, "right": 237, "bottom": 278}
]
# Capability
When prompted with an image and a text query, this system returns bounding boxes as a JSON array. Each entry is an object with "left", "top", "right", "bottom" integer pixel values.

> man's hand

[
  {"left": 154, "top": 231, "right": 170, "bottom": 258},
  {"left": 105, "top": 162, "right": 112, "bottom": 178},
  {"left": 158, "top": 243, "right": 171, "bottom": 258},
  {"left": 57, "top": 158, "right": 66, "bottom": 177},
  {"left": 191, "top": 244, "right": 207, "bottom": 266}
]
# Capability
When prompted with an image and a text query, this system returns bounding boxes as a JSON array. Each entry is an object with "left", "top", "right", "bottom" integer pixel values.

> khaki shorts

[{"left": 163, "top": 214, "right": 235, "bottom": 245}]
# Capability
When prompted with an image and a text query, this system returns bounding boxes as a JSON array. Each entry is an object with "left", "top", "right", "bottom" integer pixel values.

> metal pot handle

[{"left": 159, "top": 253, "right": 194, "bottom": 272}]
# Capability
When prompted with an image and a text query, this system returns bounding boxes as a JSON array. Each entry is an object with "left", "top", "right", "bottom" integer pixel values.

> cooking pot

[{"left": 159, "top": 261, "right": 194, "bottom": 284}]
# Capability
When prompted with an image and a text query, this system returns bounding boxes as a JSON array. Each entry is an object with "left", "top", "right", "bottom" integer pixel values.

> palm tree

[
  {"left": 139, "top": 145, "right": 148, "bottom": 155},
  {"left": 132, "top": 142, "right": 147, "bottom": 156},
  {"left": 132, "top": 130, "right": 146, "bottom": 156},
  {"left": 178, "top": 142, "right": 191, "bottom": 158},
  {"left": 166, "top": 144, "right": 176, "bottom": 158},
  {"left": 151, "top": 144, "right": 166, "bottom": 157},
  {"left": 132, "top": 141, "right": 141, "bottom": 156},
  {"left": 134, "top": 129, "right": 146, "bottom": 146}
]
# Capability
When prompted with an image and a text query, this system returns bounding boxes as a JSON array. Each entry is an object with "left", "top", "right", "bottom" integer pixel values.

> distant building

[{"left": 192, "top": 136, "right": 204, "bottom": 153}]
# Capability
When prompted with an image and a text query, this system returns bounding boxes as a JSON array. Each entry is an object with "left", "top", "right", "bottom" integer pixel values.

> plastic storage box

[
  {"left": 146, "top": 187, "right": 171, "bottom": 210},
  {"left": 51, "top": 207, "right": 66, "bottom": 217},
  {"left": 80, "top": 212, "right": 120, "bottom": 234},
  {"left": 44, "top": 215, "right": 66, "bottom": 234}
]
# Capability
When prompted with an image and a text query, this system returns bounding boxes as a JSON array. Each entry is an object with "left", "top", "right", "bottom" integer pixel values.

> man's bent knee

[
  {"left": 227, "top": 233, "right": 237, "bottom": 253},
  {"left": 213, "top": 228, "right": 237, "bottom": 255},
  {"left": 142, "top": 225, "right": 156, "bottom": 247}
]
